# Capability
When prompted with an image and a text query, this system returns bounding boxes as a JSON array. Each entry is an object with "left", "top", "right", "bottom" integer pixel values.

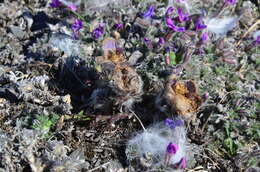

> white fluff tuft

[
  {"left": 126, "top": 122, "right": 188, "bottom": 167},
  {"left": 253, "top": 30, "right": 260, "bottom": 40},
  {"left": 204, "top": 17, "right": 239, "bottom": 37},
  {"left": 60, "top": 0, "right": 81, "bottom": 6},
  {"left": 49, "top": 33, "right": 80, "bottom": 56}
]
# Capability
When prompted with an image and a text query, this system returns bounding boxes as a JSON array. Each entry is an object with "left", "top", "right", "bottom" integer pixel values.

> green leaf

[{"left": 169, "top": 51, "right": 177, "bottom": 65}]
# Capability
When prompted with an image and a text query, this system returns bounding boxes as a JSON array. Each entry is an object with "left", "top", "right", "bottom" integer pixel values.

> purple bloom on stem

[
  {"left": 144, "top": 37, "right": 151, "bottom": 43},
  {"left": 158, "top": 37, "right": 165, "bottom": 46},
  {"left": 166, "top": 17, "right": 185, "bottom": 32},
  {"left": 68, "top": 4, "right": 77, "bottom": 11},
  {"left": 71, "top": 19, "right": 83, "bottom": 39},
  {"left": 200, "top": 32, "right": 208, "bottom": 44},
  {"left": 177, "top": 8, "right": 189, "bottom": 22},
  {"left": 115, "top": 23, "right": 123, "bottom": 30},
  {"left": 166, "top": 142, "right": 179, "bottom": 155},
  {"left": 50, "top": 0, "right": 61, "bottom": 8},
  {"left": 224, "top": 0, "right": 237, "bottom": 5},
  {"left": 164, "top": 118, "right": 173, "bottom": 126},
  {"left": 166, "top": 7, "right": 174, "bottom": 16},
  {"left": 72, "top": 19, "right": 83, "bottom": 32},
  {"left": 92, "top": 25, "right": 104, "bottom": 39},
  {"left": 195, "top": 19, "right": 207, "bottom": 31},
  {"left": 144, "top": 37, "right": 152, "bottom": 48},
  {"left": 255, "top": 36, "right": 260, "bottom": 45},
  {"left": 202, "top": 92, "right": 209, "bottom": 100},
  {"left": 177, "top": 157, "right": 187, "bottom": 169},
  {"left": 164, "top": 118, "right": 184, "bottom": 129},
  {"left": 143, "top": 5, "right": 155, "bottom": 18}
]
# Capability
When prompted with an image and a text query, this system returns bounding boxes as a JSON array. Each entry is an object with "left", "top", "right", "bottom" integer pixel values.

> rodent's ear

[{"left": 185, "top": 81, "right": 197, "bottom": 93}]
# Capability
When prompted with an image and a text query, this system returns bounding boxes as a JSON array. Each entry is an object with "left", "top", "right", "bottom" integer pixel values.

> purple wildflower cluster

[
  {"left": 164, "top": 119, "right": 186, "bottom": 169},
  {"left": 164, "top": 118, "right": 184, "bottom": 129},
  {"left": 50, "top": 0, "right": 77, "bottom": 11},
  {"left": 166, "top": 142, "right": 179, "bottom": 154},
  {"left": 72, "top": 19, "right": 83, "bottom": 39},
  {"left": 177, "top": 8, "right": 189, "bottom": 22},
  {"left": 92, "top": 25, "right": 105, "bottom": 39},
  {"left": 50, "top": 0, "right": 82, "bottom": 39},
  {"left": 50, "top": 0, "right": 61, "bottom": 8},
  {"left": 142, "top": 5, "right": 155, "bottom": 18},
  {"left": 165, "top": 7, "right": 186, "bottom": 32},
  {"left": 195, "top": 19, "right": 207, "bottom": 31},
  {"left": 225, "top": 0, "right": 237, "bottom": 6},
  {"left": 164, "top": 6, "right": 208, "bottom": 42},
  {"left": 165, "top": 142, "right": 187, "bottom": 169},
  {"left": 158, "top": 37, "right": 165, "bottom": 46},
  {"left": 115, "top": 23, "right": 123, "bottom": 31}
]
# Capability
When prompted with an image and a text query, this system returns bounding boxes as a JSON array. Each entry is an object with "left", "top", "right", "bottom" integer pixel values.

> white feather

[{"left": 204, "top": 17, "right": 239, "bottom": 37}]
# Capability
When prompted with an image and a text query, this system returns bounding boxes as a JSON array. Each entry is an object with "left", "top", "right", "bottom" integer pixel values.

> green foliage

[
  {"left": 246, "top": 121, "right": 260, "bottom": 141},
  {"left": 169, "top": 51, "right": 182, "bottom": 65},
  {"left": 223, "top": 123, "right": 238, "bottom": 156},
  {"left": 169, "top": 51, "right": 177, "bottom": 65},
  {"left": 32, "top": 114, "right": 59, "bottom": 138},
  {"left": 75, "top": 110, "right": 91, "bottom": 121}
]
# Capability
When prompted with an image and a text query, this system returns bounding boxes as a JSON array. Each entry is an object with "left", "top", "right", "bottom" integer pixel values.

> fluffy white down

[
  {"left": 127, "top": 122, "right": 187, "bottom": 166},
  {"left": 253, "top": 30, "right": 260, "bottom": 40},
  {"left": 204, "top": 17, "right": 238, "bottom": 37},
  {"left": 49, "top": 34, "right": 80, "bottom": 56}
]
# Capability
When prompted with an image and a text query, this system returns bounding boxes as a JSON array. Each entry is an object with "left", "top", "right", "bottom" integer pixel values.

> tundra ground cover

[{"left": 0, "top": 0, "right": 259, "bottom": 171}]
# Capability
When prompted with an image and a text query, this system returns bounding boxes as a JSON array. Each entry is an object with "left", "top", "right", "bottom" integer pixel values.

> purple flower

[
  {"left": 177, "top": 8, "right": 189, "bottom": 22},
  {"left": 200, "top": 32, "right": 208, "bottom": 44},
  {"left": 224, "top": 0, "right": 237, "bottom": 5},
  {"left": 164, "top": 118, "right": 184, "bottom": 129},
  {"left": 144, "top": 37, "right": 153, "bottom": 48},
  {"left": 166, "top": 17, "right": 185, "bottom": 32},
  {"left": 71, "top": 19, "right": 83, "bottom": 39},
  {"left": 256, "top": 36, "right": 260, "bottom": 44},
  {"left": 144, "top": 37, "right": 151, "bottom": 43},
  {"left": 143, "top": 5, "right": 155, "bottom": 18},
  {"left": 68, "top": 4, "right": 77, "bottom": 11},
  {"left": 253, "top": 31, "right": 260, "bottom": 45},
  {"left": 72, "top": 19, "right": 83, "bottom": 32},
  {"left": 166, "top": 142, "right": 179, "bottom": 155},
  {"left": 202, "top": 92, "right": 209, "bottom": 100},
  {"left": 158, "top": 37, "right": 165, "bottom": 46},
  {"left": 165, "top": 118, "right": 173, "bottom": 126},
  {"left": 115, "top": 23, "right": 123, "bottom": 30},
  {"left": 195, "top": 19, "right": 207, "bottom": 31},
  {"left": 174, "top": 119, "right": 184, "bottom": 126},
  {"left": 176, "top": 0, "right": 186, "bottom": 3},
  {"left": 92, "top": 25, "right": 104, "bottom": 39},
  {"left": 50, "top": 0, "right": 61, "bottom": 8},
  {"left": 166, "top": 7, "right": 174, "bottom": 16},
  {"left": 177, "top": 157, "right": 187, "bottom": 169}
]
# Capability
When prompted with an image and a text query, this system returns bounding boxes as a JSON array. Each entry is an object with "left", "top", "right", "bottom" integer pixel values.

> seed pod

[
  {"left": 159, "top": 74, "right": 202, "bottom": 121},
  {"left": 222, "top": 57, "right": 237, "bottom": 64}
]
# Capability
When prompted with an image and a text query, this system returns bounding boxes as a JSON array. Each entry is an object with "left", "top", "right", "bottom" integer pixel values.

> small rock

[
  {"left": 9, "top": 26, "right": 25, "bottom": 40},
  {"left": 128, "top": 51, "right": 142, "bottom": 65}
]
